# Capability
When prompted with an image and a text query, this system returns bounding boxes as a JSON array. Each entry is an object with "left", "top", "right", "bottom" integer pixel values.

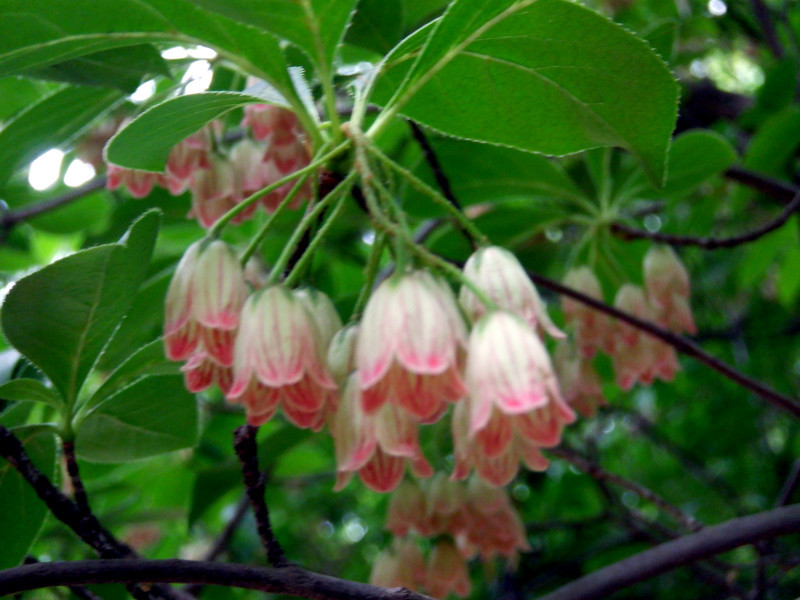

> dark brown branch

[
  {"left": 62, "top": 440, "right": 90, "bottom": 516},
  {"left": 611, "top": 191, "right": 800, "bottom": 248},
  {"left": 233, "top": 425, "right": 288, "bottom": 567},
  {"left": 406, "top": 120, "right": 477, "bottom": 249},
  {"left": 0, "top": 559, "right": 432, "bottom": 600},
  {"left": 548, "top": 447, "right": 702, "bottom": 532},
  {"left": 0, "top": 426, "right": 190, "bottom": 600},
  {"left": 750, "top": 0, "right": 784, "bottom": 58},
  {"left": 0, "top": 177, "right": 107, "bottom": 231},
  {"left": 776, "top": 458, "right": 800, "bottom": 508},
  {"left": 528, "top": 272, "right": 800, "bottom": 419},
  {"left": 23, "top": 557, "right": 103, "bottom": 600},
  {"left": 724, "top": 166, "right": 798, "bottom": 204},
  {"left": 538, "top": 504, "right": 800, "bottom": 600}
]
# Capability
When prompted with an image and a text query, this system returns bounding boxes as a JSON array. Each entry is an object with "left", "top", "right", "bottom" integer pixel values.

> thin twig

[
  {"left": 548, "top": 446, "right": 703, "bottom": 532},
  {"left": 725, "top": 166, "right": 798, "bottom": 204},
  {"left": 528, "top": 271, "right": 800, "bottom": 419},
  {"left": 776, "top": 458, "right": 800, "bottom": 508},
  {"left": 538, "top": 504, "right": 800, "bottom": 600},
  {"left": 233, "top": 425, "right": 288, "bottom": 567},
  {"left": 611, "top": 191, "right": 800, "bottom": 248},
  {"left": 0, "top": 559, "right": 434, "bottom": 600},
  {"left": 750, "top": 0, "right": 784, "bottom": 57},
  {"left": 0, "top": 177, "right": 107, "bottom": 231},
  {"left": 62, "top": 440, "right": 90, "bottom": 516},
  {"left": 0, "top": 426, "right": 191, "bottom": 600}
]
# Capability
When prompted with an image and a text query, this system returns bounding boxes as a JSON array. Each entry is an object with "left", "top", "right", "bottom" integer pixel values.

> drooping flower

[
  {"left": 164, "top": 239, "right": 248, "bottom": 370},
  {"left": 426, "top": 540, "right": 471, "bottom": 599},
  {"left": 459, "top": 246, "right": 564, "bottom": 339},
  {"left": 357, "top": 271, "right": 467, "bottom": 422},
  {"left": 370, "top": 538, "right": 426, "bottom": 591},
  {"left": 331, "top": 374, "right": 432, "bottom": 493},
  {"left": 644, "top": 245, "right": 696, "bottom": 334},
  {"left": 188, "top": 156, "right": 250, "bottom": 228},
  {"left": 561, "top": 266, "right": 614, "bottom": 356},
  {"left": 107, "top": 164, "right": 160, "bottom": 198},
  {"left": 226, "top": 285, "right": 337, "bottom": 430},
  {"left": 462, "top": 478, "right": 530, "bottom": 562},
  {"left": 554, "top": 341, "right": 606, "bottom": 418}
]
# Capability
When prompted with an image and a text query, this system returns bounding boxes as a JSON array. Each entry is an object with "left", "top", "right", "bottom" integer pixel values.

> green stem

[
  {"left": 207, "top": 141, "right": 349, "bottom": 238},
  {"left": 238, "top": 173, "right": 311, "bottom": 267},
  {"left": 364, "top": 140, "right": 490, "bottom": 246},
  {"left": 267, "top": 171, "right": 358, "bottom": 285},
  {"left": 350, "top": 231, "right": 387, "bottom": 320},
  {"left": 283, "top": 187, "right": 351, "bottom": 287}
]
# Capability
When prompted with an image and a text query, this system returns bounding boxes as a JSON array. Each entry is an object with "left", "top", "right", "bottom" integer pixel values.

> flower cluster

[
  {"left": 331, "top": 246, "right": 574, "bottom": 491},
  {"left": 105, "top": 104, "right": 312, "bottom": 228},
  {"left": 372, "top": 476, "right": 529, "bottom": 597},
  {"left": 559, "top": 245, "right": 694, "bottom": 402}
]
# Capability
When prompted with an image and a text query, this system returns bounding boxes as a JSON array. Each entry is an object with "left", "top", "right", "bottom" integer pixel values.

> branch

[
  {"left": 23, "top": 557, "right": 103, "bottom": 600},
  {"left": 538, "top": 505, "right": 800, "bottom": 600},
  {"left": 0, "top": 426, "right": 190, "bottom": 600},
  {"left": 62, "top": 440, "right": 90, "bottom": 515},
  {"left": 724, "top": 166, "right": 798, "bottom": 204},
  {"left": 233, "top": 425, "right": 288, "bottom": 567},
  {"left": 406, "top": 120, "right": 477, "bottom": 249},
  {"left": 548, "top": 447, "right": 702, "bottom": 532},
  {"left": 610, "top": 191, "right": 800, "bottom": 248},
  {"left": 750, "top": 0, "right": 785, "bottom": 57},
  {"left": 527, "top": 272, "right": 800, "bottom": 419},
  {"left": 776, "top": 458, "right": 800, "bottom": 507},
  {"left": 0, "top": 177, "right": 107, "bottom": 231},
  {"left": 0, "top": 559, "right": 432, "bottom": 600}
]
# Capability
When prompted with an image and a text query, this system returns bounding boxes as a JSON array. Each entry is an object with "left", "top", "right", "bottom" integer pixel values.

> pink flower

[
  {"left": 385, "top": 480, "right": 427, "bottom": 536},
  {"left": 357, "top": 271, "right": 467, "bottom": 422},
  {"left": 164, "top": 240, "right": 248, "bottom": 370},
  {"left": 644, "top": 245, "right": 696, "bottom": 334},
  {"left": 226, "top": 286, "right": 337, "bottom": 430},
  {"left": 459, "top": 246, "right": 564, "bottom": 339},
  {"left": 165, "top": 129, "right": 211, "bottom": 192},
  {"left": 107, "top": 164, "right": 160, "bottom": 198},
  {"left": 561, "top": 266, "right": 614, "bottom": 356},
  {"left": 462, "top": 478, "right": 530, "bottom": 562},
  {"left": 331, "top": 374, "right": 432, "bottom": 493},
  {"left": 370, "top": 539, "right": 426, "bottom": 591},
  {"left": 554, "top": 341, "right": 606, "bottom": 418},
  {"left": 426, "top": 540, "right": 471, "bottom": 598},
  {"left": 465, "top": 311, "right": 566, "bottom": 430}
]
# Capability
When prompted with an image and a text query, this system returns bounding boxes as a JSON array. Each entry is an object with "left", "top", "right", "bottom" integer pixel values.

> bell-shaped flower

[
  {"left": 357, "top": 270, "right": 467, "bottom": 422},
  {"left": 459, "top": 246, "right": 564, "bottom": 339},
  {"left": 164, "top": 239, "right": 248, "bottom": 369},
  {"left": 181, "top": 351, "right": 233, "bottom": 395},
  {"left": 327, "top": 323, "right": 359, "bottom": 384},
  {"left": 426, "top": 539, "right": 471, "bottom": 599},
  {"left": 107, "top": 164, "right": 160, "bottom": 198},
  {"left": 226, "top": 285, "right": 337, "bottom": 430},
  {"left": 462, "top": 478, "right": 530, "bottom": 562},
  {"left": 294, "top": 288, "right": 342, "bottom": 351},
  {"left": 370, "top": 538, "right": 425, "bottom": 591},
  {"left": 331, "top": 375, "right": 432, "bottom": 493},
  {"left": 644, "top": 245, "right": 696, "bottom": 334},
  {"left": 561, "top": 266, "right": 614, "bottom": 355},
  {"left": 229, "top": 138, "right": 268, "bottom": 196},
  {"left": 189, "top": 156, "right": 254, "bottom": 228},
  {"left": 465, "top": 311, "right": 565, "bottom": 431},
  {"left": 385, "top": 479, "right": 427, "bottom": 536},
  {"left": 554, "top": 341, "right": 606, "bottom": 418}
]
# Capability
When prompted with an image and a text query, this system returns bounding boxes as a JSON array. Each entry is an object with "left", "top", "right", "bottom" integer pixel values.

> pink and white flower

[{"left": 357, "top": 271, "right": 467, "bottom": 422}]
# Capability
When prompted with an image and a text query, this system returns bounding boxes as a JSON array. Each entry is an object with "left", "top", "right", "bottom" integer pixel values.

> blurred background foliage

[{"left": 0, "top": 0, "right": 799, "bottom": 598}]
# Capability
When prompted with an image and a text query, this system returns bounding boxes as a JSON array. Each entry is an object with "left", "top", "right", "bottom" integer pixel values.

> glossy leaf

[
  {"left": 25, "top": 44, "right": 170, "bottom": 92},
  {"left": 106, "top": 92, "right": 278, "bottom": 171},
  {"left": 0, "top": 379, "right": 62, "bottom": 409},
  {"left": 1, "top": 211, "right": 159, "bottom": 404},
  {"left": 0, "top": 427, "right": 56, "bottom": 569},
  {"left": 0, "top": 86, "right": 122, "bottom": 190},
  {"left": 76, "top": 374, "right": 198, "bottom": 462},
  {"left": 187, "top": 0, "right": 358, "bottom": 70},
  {"left": 373, "top": 0, "right": 678, "bottom": 185},
  {"left": 346, "top": 0, "right": 404, "bottom": 55},
  {"left": 0, "top": 0, "right": 299, "bottom": 111}
]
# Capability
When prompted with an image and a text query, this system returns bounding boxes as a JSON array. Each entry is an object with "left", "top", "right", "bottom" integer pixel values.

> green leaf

[
  {"left": 86, "top": 340, "right": 179, "bottom": 415},
  {"left": 0, "top": 0, "right": 300, "bottom": 113},
  {"left": 633, "top": 130, "right": 738, "bottom": 198},
  {"left": 404, "top": 136, "right": 589, "bottom": 215},
  {"left": 187, "top": 0, "right": 358, "bottom": 70},
  {"left": 188, "top": 461, "right": 241, "bottom": 525},
  {"left": 0, "top": 86, "right": 122, "bottom": 190},
  {"left": 106, "top": 92, "right": 280, "bottom": 171},
  {"left": 25, "top": 44, "right": 171, "bottom": 92},
  {"left": 0, "top": 379, "right": 62, "bottom": 409},
  {"left": 743, "top": 106, "right": 800, "bottom": 176},
  {"left": 0, "top": 76, "right": 54, "bottom": 121},
  {"left": 346, "top": 0, "right": 404, "bottom": 55},
  {"left": 373, "top": 0, "right": 678, "bottom": 185},
  {"left": 76, "top": 374, "right": 198, "bottom": 462},
  {"left": 0, "top": 427, "right": 56, "bottom": 569},
  {"left": 1, "top": 211, "right": 160, "bottom": 404}
]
